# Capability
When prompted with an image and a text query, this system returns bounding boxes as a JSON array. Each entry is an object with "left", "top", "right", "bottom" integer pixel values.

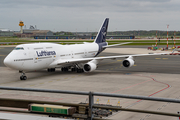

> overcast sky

[{"left": 0, "top": 0, "right": 180, "bottom": 32}]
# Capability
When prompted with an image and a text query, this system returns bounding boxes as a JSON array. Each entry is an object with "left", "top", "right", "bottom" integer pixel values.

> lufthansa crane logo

[{"left": 102, "top": 27, "right": 106, "bottom": 36}]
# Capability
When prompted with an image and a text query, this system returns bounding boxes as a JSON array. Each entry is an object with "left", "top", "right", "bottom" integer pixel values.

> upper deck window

[{"left": 14, "top": 47, "right": 24, "bottom": 50}]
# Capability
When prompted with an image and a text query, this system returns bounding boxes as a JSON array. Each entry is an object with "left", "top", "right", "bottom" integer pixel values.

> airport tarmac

[{"left": 0, "top": 46, "right": 180, "bottom": 120}]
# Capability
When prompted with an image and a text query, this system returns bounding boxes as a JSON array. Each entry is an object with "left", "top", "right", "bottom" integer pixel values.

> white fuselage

[{"left": 4, "top": 42, "right": 99, "bottom": 71}]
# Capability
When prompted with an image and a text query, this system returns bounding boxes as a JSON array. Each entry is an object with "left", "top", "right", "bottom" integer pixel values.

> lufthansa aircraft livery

[
  {"left": 36, "top": 51, "right": 56, "bottom": 57},
  {"left": 4, "top": 18, "right": 165, "bottom": 80}
]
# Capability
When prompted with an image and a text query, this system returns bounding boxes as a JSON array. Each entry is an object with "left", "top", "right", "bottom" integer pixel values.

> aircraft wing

[
  {"left": 92, "top": 53, "right": 166, "bottom": 60},
  {"left": 50, "top": 53, "right": 166, "bottom": 66}
]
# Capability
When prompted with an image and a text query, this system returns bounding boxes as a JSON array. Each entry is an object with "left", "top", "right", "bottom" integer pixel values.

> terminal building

[
  {"left": 0, "top": 29, "right": 14, "bottom": 36},
  {"left": 34, "top": 31, "right": 135, "bottom": 39},
  {"left": 34, "top": 35, "right": 135, "bottom": 39},
  {"left": 14, "top": 25, "right": 53, "bottom": 38},
  {"left": 0, "top": 22, "right": 134, "bottom": 39}
]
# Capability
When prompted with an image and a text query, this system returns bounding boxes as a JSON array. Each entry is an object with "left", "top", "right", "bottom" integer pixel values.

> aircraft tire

[
  {"left": 23, "top": 76, "right": 27, "bottom": 80},
  {"left": 52, "top": 68, "right": 55, "bottom": 72},
  {"left": 48, "top": 68, "right": 55, "bottom": 72},
  {"left": 77, "top": 69, "right": 84, "bottom": 73},
  {"left": 20, "top": 76, "right": 27, "bottom": 80},
  {"left": 71, "top": 68, "right": 76, "bottom": 72},
  {"left": 20, "top": 76, "right": 23, "bottom": 80},
  {"left": 64, "top": 67, "right": 68, "bottom": 72}
]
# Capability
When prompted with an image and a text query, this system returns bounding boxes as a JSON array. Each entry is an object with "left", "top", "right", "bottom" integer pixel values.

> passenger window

[{"left": 14, "top": 47, "right": 24, "bottom": 50}]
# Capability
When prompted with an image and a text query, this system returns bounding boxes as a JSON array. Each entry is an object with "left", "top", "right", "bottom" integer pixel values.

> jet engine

[
  {"left": 122, "top": 56, "right": 135, "bottom": 68},
  {"left": 83, "top": 62, "right": 97, "bottom": 72}
]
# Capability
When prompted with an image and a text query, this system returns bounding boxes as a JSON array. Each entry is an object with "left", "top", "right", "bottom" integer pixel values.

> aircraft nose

[{"left": 4, "top": 56, "right": 12, "bottom": 67}]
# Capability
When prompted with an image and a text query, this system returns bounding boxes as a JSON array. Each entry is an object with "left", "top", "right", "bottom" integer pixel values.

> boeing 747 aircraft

[{"left": 4, "top": 18, "right": 164, "bottom": 80}]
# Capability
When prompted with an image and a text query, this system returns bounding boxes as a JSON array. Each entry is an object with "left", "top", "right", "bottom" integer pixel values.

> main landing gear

[
  {"left": 76, "top": 68, "right": 84, "bottom": 73},
  {"left": 61, "top": 67, "right": 84, "bottom": 73},
  {"left": 20, "top": 72, "right": 27, "bottom": 80},
  {"left": 47, "top": 68, "right": 55, "bottom": 72}
]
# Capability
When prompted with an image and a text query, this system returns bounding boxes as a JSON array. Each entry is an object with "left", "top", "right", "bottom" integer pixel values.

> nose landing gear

[{"left": 19, "top": 72, "right": 27, "bottom": 80}]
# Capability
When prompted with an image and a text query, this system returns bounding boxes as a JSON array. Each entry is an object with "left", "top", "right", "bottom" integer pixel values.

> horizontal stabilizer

[{"left": 102, "top": 42, "right": 132, "bottom": 48}]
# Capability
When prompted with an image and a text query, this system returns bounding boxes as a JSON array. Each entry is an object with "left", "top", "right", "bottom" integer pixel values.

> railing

[{"left": 0, "top": 86, "right": 180, "bottom": 120}]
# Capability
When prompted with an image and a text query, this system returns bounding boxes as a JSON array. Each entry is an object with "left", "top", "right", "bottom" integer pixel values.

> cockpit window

[{"left": 14, "top": 47, "right": 24, "bottom": 50}]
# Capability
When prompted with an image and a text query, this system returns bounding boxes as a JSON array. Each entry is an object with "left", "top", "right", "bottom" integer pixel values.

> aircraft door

[
  {"left": 84, "top": 49, "right": 87, "bottom": 57},
  {"left": 71, "top": 51, "right": 74, "bottom": 58},
  {"left": 34, "top": 51, "right": 38, "bottom": 63},
  {"left": 21, "top": 47, "right": 29, "bottom": 67}
]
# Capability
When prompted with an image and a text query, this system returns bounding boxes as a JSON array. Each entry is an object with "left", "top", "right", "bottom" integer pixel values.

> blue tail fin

[{"left": 94, "top": 18, "right": 109, "bottom": 43}]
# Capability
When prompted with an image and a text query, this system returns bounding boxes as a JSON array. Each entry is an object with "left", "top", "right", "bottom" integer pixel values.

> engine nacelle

[
  {"left": 122, "top": 58, "right": 135, "bottom": 68},
  {"left": 83, "top": 62, "right": 97, "bottom": 72}
]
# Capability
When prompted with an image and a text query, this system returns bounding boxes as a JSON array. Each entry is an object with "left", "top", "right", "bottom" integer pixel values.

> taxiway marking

[
  {"left": 155, "top": 58, "right": 168, "bottom": 60},
  {"left": 111, "top": 79, "right": 151, "bottom": 93}
]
